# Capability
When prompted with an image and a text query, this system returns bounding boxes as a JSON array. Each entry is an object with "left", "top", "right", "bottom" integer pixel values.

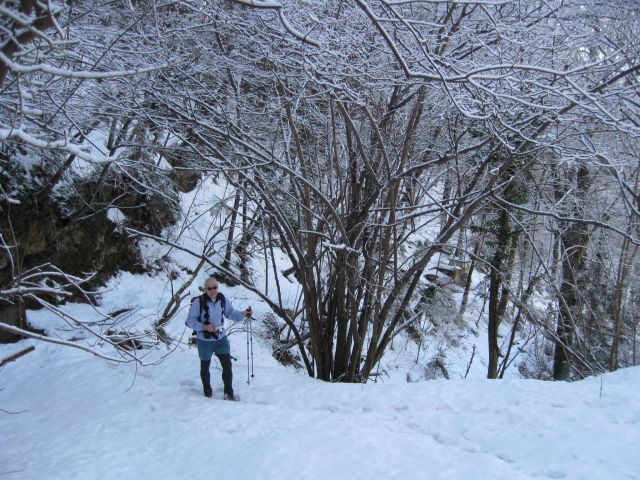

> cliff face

[
  {"left": 0, "top": 156, "right": 182, "bottom": 342},
  {"left": 0, "top": 197, "right": 142, "bottom": 342}
]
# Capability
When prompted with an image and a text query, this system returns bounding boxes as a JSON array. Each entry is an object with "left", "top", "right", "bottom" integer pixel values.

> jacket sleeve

[
  {"left": 185, "top": 299, "right": 204, "bottom": 331},
  {"left": 223, "top": 297, "right": 245, "bottom": 322}
]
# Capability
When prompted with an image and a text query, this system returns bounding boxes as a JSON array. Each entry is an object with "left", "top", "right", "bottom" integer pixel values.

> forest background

[{"left": 1, "top": 0, "right": 639, "bottom": 384}]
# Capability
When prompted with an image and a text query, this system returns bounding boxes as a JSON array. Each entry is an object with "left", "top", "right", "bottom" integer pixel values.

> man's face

[{"left": 204, "top": 280, "right": 219, "bottom": 300}]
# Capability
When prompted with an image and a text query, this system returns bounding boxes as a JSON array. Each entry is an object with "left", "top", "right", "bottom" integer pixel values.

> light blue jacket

[{"left": 185, "top": 294, "right": 245, "bottom": 341}]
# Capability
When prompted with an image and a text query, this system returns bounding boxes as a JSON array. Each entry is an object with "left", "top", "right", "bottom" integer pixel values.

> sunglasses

[{"left": 206, "top": 286, "right": 218, "bottom": 291}]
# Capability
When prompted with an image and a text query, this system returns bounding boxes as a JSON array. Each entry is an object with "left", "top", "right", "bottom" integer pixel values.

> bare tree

[{"left": 2, "top": 0, "right": 638, "bottom": 380}]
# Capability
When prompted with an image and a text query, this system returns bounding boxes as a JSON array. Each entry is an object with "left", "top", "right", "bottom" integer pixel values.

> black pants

[{"left": 200, "top": 354, "right": 233, "bottom": 395}]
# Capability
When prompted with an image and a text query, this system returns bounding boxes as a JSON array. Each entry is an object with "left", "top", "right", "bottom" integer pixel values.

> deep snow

[{"left": 2, "top": 331, "right": 639, "bottom": 480}]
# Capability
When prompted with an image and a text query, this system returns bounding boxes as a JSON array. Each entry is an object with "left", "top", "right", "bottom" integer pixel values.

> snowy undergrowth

[{"left": 17, "top": 174, "right": 540, "bottom": 381}]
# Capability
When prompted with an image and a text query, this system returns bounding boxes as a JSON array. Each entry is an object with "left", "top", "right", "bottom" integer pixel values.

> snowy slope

[
  {"left": 1, "top": 335, "right": 639, "bottom": 480},
  {"left": 3, "top": 177, "right": 638, "bottom": 480}
]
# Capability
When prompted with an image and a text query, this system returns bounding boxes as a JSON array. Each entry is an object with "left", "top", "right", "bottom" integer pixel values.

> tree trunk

[
  {"left": 487, "top": 205, "right": 511, "bottom": 379},
  {"left": 553, "top": 165, "right": 590, "bottom": 380},
  {"left": 222, "top": 185, "right": 242, "bottom": 272}
]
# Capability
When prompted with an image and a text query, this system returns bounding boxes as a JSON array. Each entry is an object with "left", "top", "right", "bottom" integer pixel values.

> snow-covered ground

[
  {"left": 3, "top": 178, "right": 638, "bottom": 480},
  {"left": 2, "top": 329, "right": 639, "bottom": 480}
]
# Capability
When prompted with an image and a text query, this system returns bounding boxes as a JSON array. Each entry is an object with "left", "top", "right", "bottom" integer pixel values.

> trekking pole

[
  {"left": 249, "top": 315, "right": 255, "bottom": 381},
  {"left": 246, "top": 315, "right": 251, "bottom": 385}
]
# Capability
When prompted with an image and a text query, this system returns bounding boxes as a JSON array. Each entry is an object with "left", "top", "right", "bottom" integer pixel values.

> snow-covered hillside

[
  {"left": 2, "top": 333, "right": 639, "bottom": 480},
  {"left": 1, "top": 173, "right": 637, "bottom": 480},
  {"left": 3, "top": 3, "right": 640, "bottom": 478}
]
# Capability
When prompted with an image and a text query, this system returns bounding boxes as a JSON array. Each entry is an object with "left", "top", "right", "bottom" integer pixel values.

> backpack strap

[
  {"left": 198, "top": 293, "right": 209, "bottom": 323},
  {"left": 216, "top": 292, "right": 226, "bottom": 324},
  {"left": 191, "top": 294, "right": 209, "bottom": 337}
]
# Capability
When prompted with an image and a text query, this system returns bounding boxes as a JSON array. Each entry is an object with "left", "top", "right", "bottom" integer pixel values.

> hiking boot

[
  {"left": 204, "top": 386, "right": 213, "bottom": 398},
  {"left": 224, "top": 392, "right": 236, "bottom": 401}
]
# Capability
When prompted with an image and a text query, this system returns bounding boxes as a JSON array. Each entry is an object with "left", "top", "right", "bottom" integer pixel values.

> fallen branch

[
  {"left": 0, "top": 346, "right": 35, "bottom": 368},
  {"left": 0, "top": 323, "right": 137, "bottom": 363}
]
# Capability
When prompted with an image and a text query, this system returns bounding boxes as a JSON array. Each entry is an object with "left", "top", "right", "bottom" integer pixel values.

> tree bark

[{"left": 553, "top": 165, "right": 590, "bottom": 380}]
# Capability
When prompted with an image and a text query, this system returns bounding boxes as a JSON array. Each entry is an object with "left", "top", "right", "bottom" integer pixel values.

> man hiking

[{"left": 186, "top": 276, "right": 252, "bottom": 400}]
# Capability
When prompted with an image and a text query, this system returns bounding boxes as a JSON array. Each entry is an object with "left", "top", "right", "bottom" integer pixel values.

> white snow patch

[
  {"left": 1, "top": 337, "right": 639, "bottom": 480},
  {"left": 107, "top": 207, "right": 126, "bottom": 225}
]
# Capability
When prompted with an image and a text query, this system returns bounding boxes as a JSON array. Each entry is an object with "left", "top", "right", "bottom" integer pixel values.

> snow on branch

[
  {"left": 0, "top": 128, "right": 119, "bottom": 164},
  {"left": 277, "top": 9, "right": 320, "bottom": 47},
  {"left": 321, "top": 242, "right": 360, "bottom": 256},
  {"left": 383, "top": 0, "right": 518, "bottom": 5},
  {"left": 0, "top": 323, "right": 135, "bottom": 363},
  {"left": 230, "top": 0, "right": 320, "bottom": 47},
  {"left": 231, "top": 0, "right": 283, "bottom": 7},
  {"left": 0, "top": 51, "right": 169, "bottom": 80},
  {"left": 0, "top": 194, "right": 20, "bottom": 205}
]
